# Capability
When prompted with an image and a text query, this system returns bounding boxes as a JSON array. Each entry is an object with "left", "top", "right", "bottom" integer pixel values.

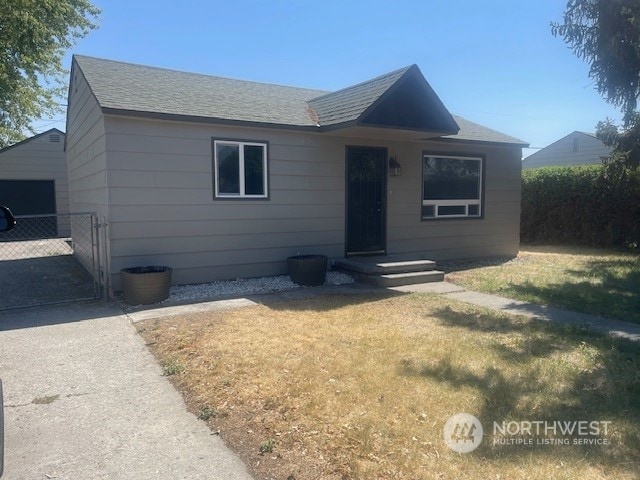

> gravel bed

[{"left": 166, "top": 270, "right": 354, "bottom": 304}]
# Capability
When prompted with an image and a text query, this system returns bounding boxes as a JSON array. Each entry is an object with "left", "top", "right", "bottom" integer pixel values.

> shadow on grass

[
  {"left": 402, "top": 306, "right": 640, "bottom": 468},
  {"left": 438, "top": 256, "right": 516, "bottom": 274},
  {"left": 257, "top": 288, "right": 407, "bottom": 312},
  {"left": 505, "top": 257, "right": 640, "bottom": 324}
]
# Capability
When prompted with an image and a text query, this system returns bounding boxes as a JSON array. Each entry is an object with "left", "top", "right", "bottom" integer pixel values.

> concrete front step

[
  {"left": 333, "top": 258, "right": 437, "bottom": 275},
  {"left": 376, "top": 270, "right": 445, "bottom": 287}
]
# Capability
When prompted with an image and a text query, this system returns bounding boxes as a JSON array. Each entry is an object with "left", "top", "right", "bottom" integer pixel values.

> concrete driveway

[
  {"left": 0, "top": 239, "right": 97, "bottom": 310},
  {"left": 0, "top": 301, "right": 253, "bottom": 479}
]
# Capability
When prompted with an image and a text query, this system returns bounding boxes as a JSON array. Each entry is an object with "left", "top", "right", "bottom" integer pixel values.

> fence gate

[{"left": 0, "top": 212, "right": 101, "bottom": 310}]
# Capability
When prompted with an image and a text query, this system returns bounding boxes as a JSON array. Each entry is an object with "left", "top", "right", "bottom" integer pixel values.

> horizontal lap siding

[
  {"left": 66, "top": 65, "right": 108, "bottom": 274},
  {"left": 102, "top": 116, "right": 522, "bottom": 290},
  {"left": 0, "top": 134, "right": 70, "bottom": 235},
  {"left": 104, "top": 117, "right": 345, "bottom": 290},
  {"left": 385, "top": 142, "right": 521, "bottom": 260}
]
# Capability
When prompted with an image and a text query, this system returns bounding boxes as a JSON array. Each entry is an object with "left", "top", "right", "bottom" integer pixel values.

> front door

[{"left": 346, "top": 146, "right": 387, "bottom": 255}]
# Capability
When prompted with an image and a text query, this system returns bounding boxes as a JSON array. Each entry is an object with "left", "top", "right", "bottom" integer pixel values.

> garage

[
  {"left": 0, "top": 128, "right": 69, "bottom": 239},
  {"left": 0, "top": 179, "right": 56, "bottom": 215},
  {"left": 0, "top": 179, "right": 58, "bottom": 239}
]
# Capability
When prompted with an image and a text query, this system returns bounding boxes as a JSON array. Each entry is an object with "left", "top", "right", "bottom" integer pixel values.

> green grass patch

[
  {"left": 161, "top": 358, "right": 186, "bottom": 376},
  {"left": 446, "top": 246, "right": 640, "bottom": 324}
]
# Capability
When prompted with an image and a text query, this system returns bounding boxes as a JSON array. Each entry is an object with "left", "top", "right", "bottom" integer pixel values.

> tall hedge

[{"left": 521, "top": 165, "right": 640, "bottom": 247}]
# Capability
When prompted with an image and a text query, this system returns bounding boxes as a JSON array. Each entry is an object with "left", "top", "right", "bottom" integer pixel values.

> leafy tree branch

[{"left": 0, "top": 0, "right": 100, "bottom": 147}]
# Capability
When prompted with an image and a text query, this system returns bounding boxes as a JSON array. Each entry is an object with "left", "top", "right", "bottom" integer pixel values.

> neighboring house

[
  {"left": 65, "top": 55, "right": 528, "bottom": 294},
  {"left": 522, "top": 131, "right": 611, "bottom": 169},
  {"left": 0, "top": 128, "right": 70, "bottom": 237}
]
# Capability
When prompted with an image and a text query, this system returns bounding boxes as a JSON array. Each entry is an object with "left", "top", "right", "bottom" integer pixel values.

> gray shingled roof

[
  {"left": 74, "top": 55, "right": 527, "bottom": 146},
  {"left": 75, "top": 55, "right": 325, "bottom": 126},
  {"left": 308, "top": 66, "right": 412, "bottom": 126},
  {"left": 446, "top": 115, "right": 526, "bottom": 145}
]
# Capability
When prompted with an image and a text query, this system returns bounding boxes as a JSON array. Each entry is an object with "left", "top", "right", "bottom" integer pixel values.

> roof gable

[
  {"left": 359, "top": 66, "right": 459, "bottom": 134},
  {"left": 522, "top": 131, "right": 610, "bottom": 167},
  {"left": 71, "top": 55, "right": 526, "bottom": 146},
  {"left": 0, "top": 128, "right": 65, "bottom": 155},
  {"left": 307, "top": 66, "right": 410, "bottom": 126},
  {"left": 307, "top": 65, "right": 458, "bottom": 135}
]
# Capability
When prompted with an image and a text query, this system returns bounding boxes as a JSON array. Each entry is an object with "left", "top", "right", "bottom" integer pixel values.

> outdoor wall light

[{"left": 389, "top": 156, "right": 402, "bottom": 176}]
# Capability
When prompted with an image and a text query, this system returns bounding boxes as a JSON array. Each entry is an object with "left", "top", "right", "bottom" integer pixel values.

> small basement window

[
  {"left": 213, "top": 140, "right": 268, "bottom": 198},
  {"left": 421, "top": 154, "right": 483, "bottom": 219}
]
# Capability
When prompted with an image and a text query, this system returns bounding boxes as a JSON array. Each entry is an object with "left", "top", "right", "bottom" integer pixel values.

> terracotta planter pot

[
  {"left": 287, "top": 255, "right": 327, "bottom": 286},
  {"left": 121, "top": 266, "right": 172, "bottom": 305}
]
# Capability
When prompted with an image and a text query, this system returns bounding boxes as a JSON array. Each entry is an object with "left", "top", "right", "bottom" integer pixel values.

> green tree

[
  {"left": 552, "top": 0, "right": 640, "bottom": 169},
  {"left": 0, "top": 0, "right": 100, "bottom": 148}
]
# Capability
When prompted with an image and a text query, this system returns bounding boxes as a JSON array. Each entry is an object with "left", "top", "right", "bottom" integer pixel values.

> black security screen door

[{"left": 346, "top": 146, "right": 387, "bottom": 255}]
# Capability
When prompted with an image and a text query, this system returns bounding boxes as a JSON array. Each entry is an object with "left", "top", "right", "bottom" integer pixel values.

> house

[
  {"left": 522, "top": 131, "right": 611, "bottom": 169},
  {"left": 65, "top": 55, "right": 527, "bottom": 294},
  {"left": 0, "top": 128, "right": 70, "bottom": 237}
]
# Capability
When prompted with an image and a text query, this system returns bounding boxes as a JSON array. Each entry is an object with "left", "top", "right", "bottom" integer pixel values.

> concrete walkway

[
  {"left": 0, "top": 301, "right": 253, "bottom": 480},
  {"left": 392, "top": 281, "right": 640, "bottom": 342},
  {"left": 123, "top": 279, "right": 640, "bottom": 343},
  {"left": 2, "top": 280, "right": 636, "bottom": 478}
]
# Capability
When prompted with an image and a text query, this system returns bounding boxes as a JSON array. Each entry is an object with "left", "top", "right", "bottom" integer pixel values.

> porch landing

[{"left": 332, "top": 254, "right": 445, "bottom": 287}]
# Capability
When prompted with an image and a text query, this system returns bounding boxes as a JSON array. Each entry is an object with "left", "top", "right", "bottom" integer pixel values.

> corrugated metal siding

[
  {"left": 0, "top": 133, "right": 70, "bottom": 235},
  {"left": 102, "top": 116, "right": 521, "bottom": 290}
]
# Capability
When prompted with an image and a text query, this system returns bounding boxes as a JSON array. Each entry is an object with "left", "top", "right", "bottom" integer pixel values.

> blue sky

[{"left": 39, "top": 0, "right": 622, "bottom": 157}]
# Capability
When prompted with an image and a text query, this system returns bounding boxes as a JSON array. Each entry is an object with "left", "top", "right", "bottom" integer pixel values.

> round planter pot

[
  {"left": 121, "top": 266, "right": 172, "bottom": 305},
  {"left": 287, "top": 255, "right": 327, "bottom": 286}
]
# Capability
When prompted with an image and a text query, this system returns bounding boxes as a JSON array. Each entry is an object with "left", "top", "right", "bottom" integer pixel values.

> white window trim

[
  {"left": 214, "top": 140, "right": 268, "bottom": 198},
  {"left": 422, "top": 154, "right": 483, "bottom": 219}
]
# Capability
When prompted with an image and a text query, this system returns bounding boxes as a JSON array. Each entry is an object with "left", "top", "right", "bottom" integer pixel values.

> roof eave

[
  {"left": 432, "top": 136, "right": 530, "bottom": 148},
  {"left": 354, "top": 118, "right": 457, "bottom": 136},
  {"left": 101, "top": 107, "right": 321, "bottom": 132}
]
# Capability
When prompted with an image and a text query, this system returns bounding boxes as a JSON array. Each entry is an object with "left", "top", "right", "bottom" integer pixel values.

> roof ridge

[
  {"left": 575, "top": 130, "right": 596, "bottom": 137},
  {"left": 73, "top": 54, "right": 329, "bottom": 95},
  {"left": 308, "top": 64, "right": 415, "bottom": 102}
]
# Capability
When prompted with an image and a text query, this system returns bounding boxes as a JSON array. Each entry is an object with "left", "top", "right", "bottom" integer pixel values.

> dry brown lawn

[{"left": 137, "top": 292, "right": 640, "bottom": 480}]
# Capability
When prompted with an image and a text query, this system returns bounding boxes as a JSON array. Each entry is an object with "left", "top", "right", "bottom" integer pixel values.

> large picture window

[
  {"left": 213, "top": 140, "right": 268, "bottom": 198},
  {"left": 421, "top": 154, "right": 482, "bottom": 219}
]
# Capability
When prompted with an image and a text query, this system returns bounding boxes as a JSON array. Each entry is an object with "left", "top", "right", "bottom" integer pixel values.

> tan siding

[
  {"left": 0, "top": 131, "right": 70, "bottom": 235},
  {"left": 385, "top": 142, "right": 521, "bottom": 260},
  {"left": 65, "top": 63, "right": 108, "bottom": 277},
  {"left": 100, "top": 115, "right": 521, "bottom": 291},
  {"left": 104, "top": 117, "right": 348, "bottom": 290},
  {"left": 109, "top": 203, "right": 344, "bottom": 222}
]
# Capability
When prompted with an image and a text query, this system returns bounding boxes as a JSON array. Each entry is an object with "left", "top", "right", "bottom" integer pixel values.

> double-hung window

[
  {"left": 213, "top": 140, "right": 268, "bottom": 198},
  {"left": 421, "top": 154, "right": 483, "bottom": 219}
]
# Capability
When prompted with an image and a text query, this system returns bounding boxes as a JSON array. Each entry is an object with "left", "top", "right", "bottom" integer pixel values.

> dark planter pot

[
  {"left": 287, "top": 255, "right": 327, "bottom": 286},
  {"left": 121, "top": 266, "right": 172, "bottom": 305}
]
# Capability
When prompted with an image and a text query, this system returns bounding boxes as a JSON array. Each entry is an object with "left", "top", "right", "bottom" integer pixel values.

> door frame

[{"left": 344, "top": 145, "right": 388, "bottom": 256}]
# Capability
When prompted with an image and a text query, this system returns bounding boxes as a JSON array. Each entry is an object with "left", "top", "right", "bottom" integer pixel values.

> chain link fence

[{"left": 0, "top": 213, "right": 101, "bottom": 310}]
